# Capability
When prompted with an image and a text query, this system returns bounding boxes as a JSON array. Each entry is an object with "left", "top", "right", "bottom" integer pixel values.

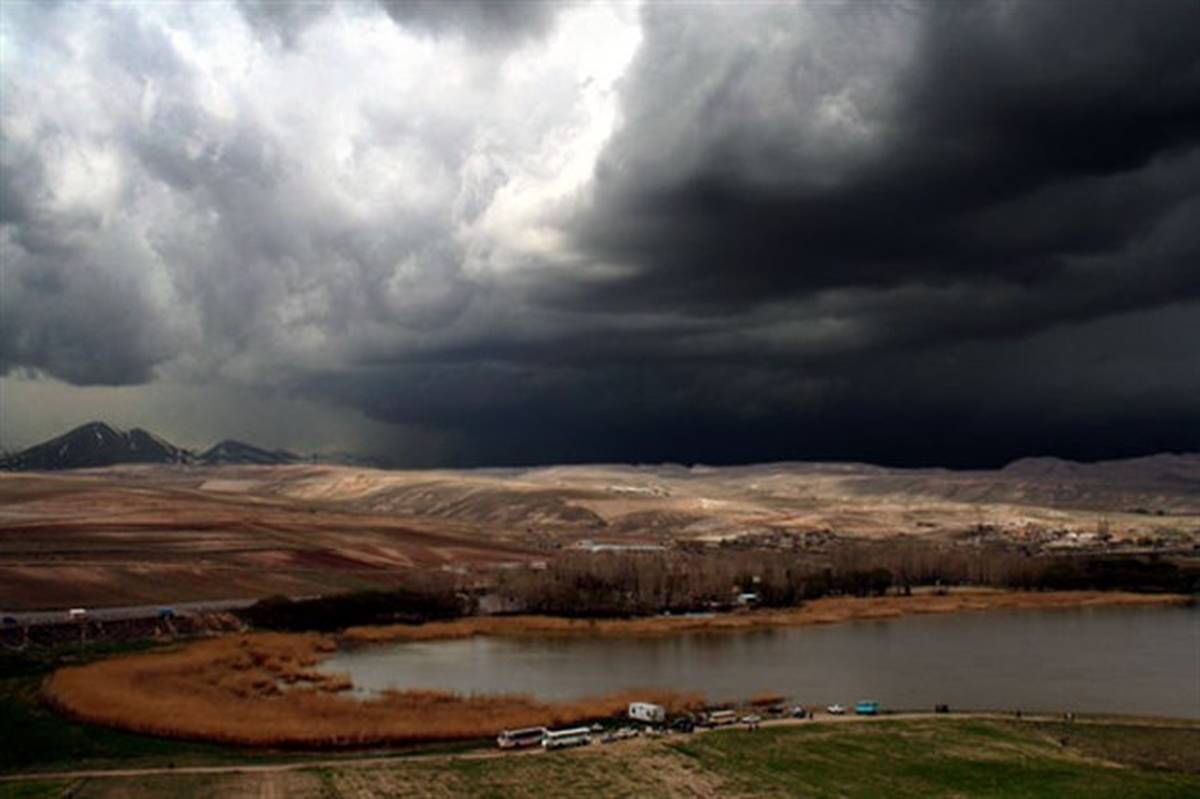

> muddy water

[{"left": 322, "top": 605, "right": 1200, "bottom": 717}]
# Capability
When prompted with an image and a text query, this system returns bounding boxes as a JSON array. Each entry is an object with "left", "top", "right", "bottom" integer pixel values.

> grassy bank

[
  {"left": 43, "top": 633, "right": 702, "bottom": 747},
  {"left": 6, "top": 718, "right": 1198, "bottom": 798},
  {"left": 0, "top": 643, "right": 246, "bottom": 776},
  {"left": 343, "top": 589, "right": 1188, "bottom": 643}
]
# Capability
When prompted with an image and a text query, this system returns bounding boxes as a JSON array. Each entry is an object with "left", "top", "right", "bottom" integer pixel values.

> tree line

[{"left": 240, "top": 543, "right": 1200, "bottom": 630}]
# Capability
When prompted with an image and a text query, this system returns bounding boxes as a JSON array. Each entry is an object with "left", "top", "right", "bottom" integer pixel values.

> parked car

[
  {"left": 790, "top": 705, "right": 808, "bottom": 719},
  {"left": 669, "top": 717, "right": 695, "bottom": 733},
  {"left": 935, "top": 703, "right": 950, "bottom": 714},
  {"left": 855, "top": 700, "right": 880, "bottom": 716},
  {"left": 827, "top": 704, "right": 846, "bottom": 715}
]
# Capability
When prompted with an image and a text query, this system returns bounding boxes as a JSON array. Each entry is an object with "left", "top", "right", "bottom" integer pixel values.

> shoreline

[
  {"left": 342, "top": 589, "right": 1191, "bottom": 644},
  {"left": 38, "top": 590, "right": 1193, "bottom": 749}
]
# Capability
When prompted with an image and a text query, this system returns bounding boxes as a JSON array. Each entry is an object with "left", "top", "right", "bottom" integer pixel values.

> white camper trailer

[{"left": 628, "top": 702, "right": 666, "bottom": 724}]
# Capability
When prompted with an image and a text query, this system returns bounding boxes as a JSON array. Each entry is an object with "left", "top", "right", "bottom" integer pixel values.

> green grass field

[
  {"left": 670, "top": 718, "right": 1200, "bottom": 798},
  {"left": 5, "top": 718, "right": 1197, "bottom": 798},
  {"left": 0, "top": 643, "right": 255, "bottom": 776}
]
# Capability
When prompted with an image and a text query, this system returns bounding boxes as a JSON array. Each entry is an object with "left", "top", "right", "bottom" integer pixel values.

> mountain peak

[{"left": 0, "top": 422, "right": 188, "bottom": 471}]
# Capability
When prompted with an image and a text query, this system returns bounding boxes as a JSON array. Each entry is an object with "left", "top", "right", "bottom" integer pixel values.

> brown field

[
  {"left": 2, "top": 456, "right": 1199, "bottom": 609},
  {"left": 341, "top": 590, "right": 1189, "bottom": 643},
  {"left": 0, "top": 468, "right": 543, "bottom": 609},
  {"left": 43, "top": 632, "right": 704, "bottom": 747}
]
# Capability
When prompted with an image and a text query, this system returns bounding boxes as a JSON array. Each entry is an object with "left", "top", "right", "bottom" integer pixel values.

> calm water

[{"left": 322, "top": 605, "right": 1200, "bottom": 717}]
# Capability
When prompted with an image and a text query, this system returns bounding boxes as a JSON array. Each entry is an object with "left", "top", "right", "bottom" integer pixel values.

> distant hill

[
  {"left": 198, "top": 440, "right": 300, "bottom": 466},
  {"left": 1002, "top": 453, "right": 1200, "bottom": 485},
  {"left": 0, "top": 422, "right": 191, "bottom": 470}
]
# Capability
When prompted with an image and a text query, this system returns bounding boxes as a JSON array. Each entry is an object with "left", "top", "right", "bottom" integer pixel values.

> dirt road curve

[{"left": 4, "top": 712, "right": 1193, "bottom": 784}]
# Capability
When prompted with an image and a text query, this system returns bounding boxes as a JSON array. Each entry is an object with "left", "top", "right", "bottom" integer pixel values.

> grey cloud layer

[{"left": 2, "top": 0, "right": 1198, "bottom": 465}]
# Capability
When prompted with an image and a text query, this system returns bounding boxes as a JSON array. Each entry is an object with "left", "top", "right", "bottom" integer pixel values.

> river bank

[{"left": 342, "top": 589, "right": 1189, "bottom": 644}]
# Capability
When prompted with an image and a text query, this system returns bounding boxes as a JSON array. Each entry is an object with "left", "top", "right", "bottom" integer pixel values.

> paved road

[{"left": 0, "top": 597, "right": 264, "bottom": 625}]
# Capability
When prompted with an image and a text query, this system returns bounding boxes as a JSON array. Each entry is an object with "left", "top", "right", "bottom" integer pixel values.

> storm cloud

[{"left": 1, "top": 0, "right": 1198, "bottom": 466}]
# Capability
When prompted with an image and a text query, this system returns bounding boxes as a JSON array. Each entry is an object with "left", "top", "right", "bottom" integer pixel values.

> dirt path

[{"left": 4, "top": 711, "right": 1195, "bottom": 785}]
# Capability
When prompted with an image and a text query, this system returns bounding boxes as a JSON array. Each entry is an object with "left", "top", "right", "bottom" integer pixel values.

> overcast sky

[{"left": 2, "top": 0, "right": 1198, "bottom": 466}]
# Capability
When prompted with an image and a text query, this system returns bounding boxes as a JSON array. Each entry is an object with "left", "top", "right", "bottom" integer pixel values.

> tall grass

[{"left": 43, "top": 633, "right": 702, "bottom": 748}]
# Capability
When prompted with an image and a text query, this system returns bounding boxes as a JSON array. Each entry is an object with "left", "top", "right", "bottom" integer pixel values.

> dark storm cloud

[
  {"left": 568, "top": 0, "right": 1200, "bottom": 322},
  {"left": 329, "top": 0, "right": 1200, "bottom": 465},
  {"left": 3, "top": 0, "right": 1198, "bottom": 466}
]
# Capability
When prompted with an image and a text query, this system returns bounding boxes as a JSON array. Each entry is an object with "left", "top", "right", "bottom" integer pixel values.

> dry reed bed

[
  {"left": 43, "top": 632, "right": 702, "bottom": 747},
  {"left": 343, "top": 590, "right": 1187, "bottom": 644}
]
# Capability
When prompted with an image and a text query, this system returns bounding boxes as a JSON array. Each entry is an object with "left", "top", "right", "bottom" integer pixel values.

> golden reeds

[{"left": 43, "top": 632, "right": 703, "bottom": 747}]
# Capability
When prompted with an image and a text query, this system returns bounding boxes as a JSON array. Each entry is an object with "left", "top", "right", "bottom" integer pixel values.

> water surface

[{"left": 322, "top": 605, "right": 1200, "bottom": 717}]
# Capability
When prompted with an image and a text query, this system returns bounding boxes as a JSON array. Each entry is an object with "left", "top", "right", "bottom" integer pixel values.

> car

[
  {"left": 827, "top": 704, "right": 846, "bottom": 715},
  {"left": 790, "top": 705, "right": 808, "bottom": 719},
  {"left": 669, "top": 717, "right": 695, "bottom": 733},
  {"left": 855, "top": 700, "right": 880, "bottom": 716}
]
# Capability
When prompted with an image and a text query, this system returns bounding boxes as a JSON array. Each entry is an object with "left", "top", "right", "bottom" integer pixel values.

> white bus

[
  {"left": 628, "top": 702, "right": 666, "bottom": 724},
  {"left": 542, "top": 726, "right": 592, "bottom": 750},
  {"left": 706, "top": 709, "right": 738, "bottom": 726},
  {"left": 496, "top": 726, "right": 546, "bottom": 749}
]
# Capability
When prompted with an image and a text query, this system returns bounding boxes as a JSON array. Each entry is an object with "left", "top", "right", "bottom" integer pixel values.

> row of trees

[
  {"left": 240, "top": 544, "right": 1199, "bottom": 629},
  {"left": 492, "top": 544, "right": 1200, "bottom": 617}
]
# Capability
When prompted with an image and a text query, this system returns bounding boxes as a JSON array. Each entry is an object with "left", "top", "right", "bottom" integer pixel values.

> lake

[{"left": 321, "top": 605, "right": 1200, "bottom": 717}]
